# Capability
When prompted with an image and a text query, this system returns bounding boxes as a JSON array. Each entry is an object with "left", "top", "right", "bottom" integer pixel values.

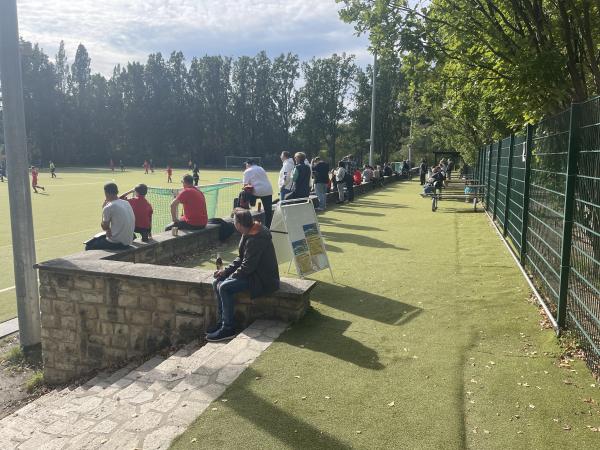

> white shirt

[
  {"left": 102, "top": 199, "right": 135, "bottom": 245},
  {"left": 243, "top": 165, "right": 273, "bottom": 197},
  {"left": 278, "top": 158, "right": 295, "bottom": 190},
  {"left": 335, "top": 167, "right": 346, "bottom": 182}
]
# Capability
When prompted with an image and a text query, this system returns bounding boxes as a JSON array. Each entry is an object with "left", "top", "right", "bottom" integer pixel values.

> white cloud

[{"left": 16, "top": 0, "right": 371, "bottom": 74}]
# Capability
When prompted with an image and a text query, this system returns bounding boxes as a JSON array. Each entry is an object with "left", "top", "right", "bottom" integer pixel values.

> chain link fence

[{"left": 475, "top": 97, "right": 600, "bottom": 375}]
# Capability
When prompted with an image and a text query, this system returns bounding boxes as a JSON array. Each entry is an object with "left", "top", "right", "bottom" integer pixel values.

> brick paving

[{"left": 0, "top": 320, "right": 287, "bottom": 449}]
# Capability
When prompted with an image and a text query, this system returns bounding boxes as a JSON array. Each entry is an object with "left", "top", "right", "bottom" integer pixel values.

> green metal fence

[{"left": 475, "top": 97, "right": 600, "bottom": 374}]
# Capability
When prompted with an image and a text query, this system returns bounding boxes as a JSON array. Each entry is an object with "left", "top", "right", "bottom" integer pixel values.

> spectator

[
  {"left": 85, "top": 182, "right": 135, "bottom": 250},
  {"left": 208, "top": 208, "right": 280, "bottom": 342},
  {"left": 362, "top": 165, "right": 374, "bottom": 184},
  {"left": 165, "top": 175, "right": 208, "bottom": 231},
  {"left": 353, "top": 168, "right": 362, "bottom": 186},
  {"left": 312, "top": 156, "right": 329, "bottom": 211},
  {"left": 120, "top": 160, "right": 125, "bottom": 172},
  {"left": 335, "top": 162, "right": 347, "bottom": 204},
  {"left": 143, "top": 160, "right": 149, "bottom": 174},
  {"left": 419, "top": 159, "right": 428, "bottom": 185},
  {"left": 121, "top": 184, "right": 153, "bottom": 242},
  {"left": 287, "top": 152, "right": 311, "bottom": 200},
  {"left": 192, "top": 164, "right": 200, "bottom": 186},
  {"left": 278, "top": 151, "right": 294, "bottom": 201},
  {"left": 447, "top": 158, "right": 455, "bottom": 180},
  {"left": 383, "top": 163, "right": 393, "bottom": 177},
  {"left": 344, "top": 164, "right": 355, "bottom": 201},
  {"left": 243, "top": 159, "right": 274, "bottom": 228}
]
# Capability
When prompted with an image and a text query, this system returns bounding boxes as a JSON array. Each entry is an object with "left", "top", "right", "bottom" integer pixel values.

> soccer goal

[{"left": 225, "top": 156, "right": 262, "bottom": 169}]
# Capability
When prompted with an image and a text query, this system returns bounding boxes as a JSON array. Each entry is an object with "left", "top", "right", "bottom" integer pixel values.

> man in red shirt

[
  {"left": 165, "top": 174, "right": 208, "bottom": 231},
  {"left": 31, "top": 166, "right": 45, "bottom": 193},
  {"left": 167, "top": 165, "right": 173, "bottom": 183},
  {"left": 120, "top": 184, "right": 153, "bottom": 242}
]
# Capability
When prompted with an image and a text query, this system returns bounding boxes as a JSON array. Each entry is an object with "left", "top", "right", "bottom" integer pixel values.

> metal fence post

[
  {"left": 519, "top": 124, "right": 534, "bottom": 265},
  {"left": 503, "top": 134, "right": 515, "bottom": 236},
  {"left": 557, "top": 103, "right": 580, "bottom": 330},
  {"left": 493, "top": 140, "right": 502, "bottom": 220},
  {"left": 486, "top": 144, "right": 493, "bottom": 210}
]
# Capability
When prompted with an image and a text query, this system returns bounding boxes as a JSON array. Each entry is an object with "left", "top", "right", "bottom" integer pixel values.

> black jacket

[
  {"left": 289, "top": 164, "right": 311, "bottom": 199},
  {"left": 224, "top": 225, "right": 280, "bottom": 298}
]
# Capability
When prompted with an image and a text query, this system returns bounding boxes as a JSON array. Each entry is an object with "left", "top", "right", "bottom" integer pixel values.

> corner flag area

[{"left": 170, "top": 182, "right": 599, "bottom": 449}]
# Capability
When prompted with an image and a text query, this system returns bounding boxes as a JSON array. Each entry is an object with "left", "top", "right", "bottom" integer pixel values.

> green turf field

[
  {"left": 172, "top": 182, "right": 599, "bottom": 449},
  {"left": 0, "top": 167, "right": 280, "bottom": 323}
]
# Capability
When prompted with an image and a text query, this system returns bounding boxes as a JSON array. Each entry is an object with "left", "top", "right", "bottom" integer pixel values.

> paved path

[
  {"left": 0, "top": 318, "right": 18, "bottom": 339},
  {"left": 0, "top": 320, "right": 287, "bottom": 449}
]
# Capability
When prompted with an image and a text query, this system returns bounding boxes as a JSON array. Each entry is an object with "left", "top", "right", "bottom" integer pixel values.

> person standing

[
  {"left": 85, "top": 183, "right": 135, "bottom": 251},
  {"left": 335, "top": 162, "right": 346, "bottom": 204},
  {"left": 447, "top": 158, "right": 454, "bottom": 180},
  {"left": 143, "top": 160, "right": 149, "bottom": 174},
  {"left": 149, "top": 159, "right": 155, "bottom": 173},
  {"left": 419, "top": 159, "right": 428, "bottom": 185},
  {"left": 120, "top": 160, "right": 125, "bottom": 172},
  {"left": 109, "top": 159, "right": 115, "bottom": 173},
  {"left": 344, "top": 164, "right": 355, "bottom": 202},
  {"left": 30, "top": 166, "right": 45, "bottom": 193},
  {"left": 192, "top": 164, "right": 200, "bottom": 186},
  {"left": 49, "top": 161, "right": 56, "bottom": 178},
  {"left": 167, "top": 165, "right": 173, "bottom": 183},
  {"left": 165, "top": 175, "right": 208, "bottom": 231},
  {"left": 312, "top": 157, "right": 329, "bottom": 211},
  {"left": 243, "top": 159, "right": 274, "bottom": 228},
  {"left": 287, "top": 152, "right": 311, "bottom": 200},
  {"left": 278, "top": 151, "right": 295, "bottom": 201},
  {"left": 208, "top": 208, "right": 280, "bottom": 342}
]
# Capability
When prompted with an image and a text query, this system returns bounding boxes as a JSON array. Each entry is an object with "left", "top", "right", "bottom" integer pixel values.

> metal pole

[
  {"left": 503, "top": 134, "right": 515, "bottom": 236},
  {"left": 368, "top": 49, "right": 377, "bottom": 167},
  {"left": 485, "top": 144, "right": 493, "bottom": 209},
  {"left": 492, "top": 139, "right": 502, "bottom": 220},
  {"left": 0, "top": 0, "right": 41, "bottom": 349},
  {"left": 520, "top": 124, "right": 534, "bottom": 265},
  {"left": 557, "top": 102, "right": 580, "bottom": 330}
]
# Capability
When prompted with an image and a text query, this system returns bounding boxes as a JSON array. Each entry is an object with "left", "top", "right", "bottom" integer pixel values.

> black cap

[{"left": 244, "top": 159, "right": 255, "bottom": 167}]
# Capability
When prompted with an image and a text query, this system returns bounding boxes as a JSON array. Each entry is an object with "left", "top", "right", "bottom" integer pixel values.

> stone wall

[{"left": 38, "top": 259, "right": 314, "bottom": 384}]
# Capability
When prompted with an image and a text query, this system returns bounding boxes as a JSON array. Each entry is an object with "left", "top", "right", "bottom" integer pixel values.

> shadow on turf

[
  {"left": 210, "top": 367, "right": 352, "bottom": 449},
  {"left": 280, "top": 308, "right": 385, "bottom": 370},
  {"left": 321, "top": 230, "right": 408, "bottom": 251},
  {"left": 313, "top": 282, "right": 421, "bottom": 326}
]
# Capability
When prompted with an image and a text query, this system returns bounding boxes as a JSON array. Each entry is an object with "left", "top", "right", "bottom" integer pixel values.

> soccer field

[{"left": 0, "top": 167, "right": 280, "bottom": 323}]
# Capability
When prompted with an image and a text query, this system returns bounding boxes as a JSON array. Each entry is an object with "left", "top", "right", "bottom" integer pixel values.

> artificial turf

[
  {"left": 171, "top": 182, "right": 599, "bottom": 449},
  {"left": 0, "top": 167, "right": 279, "bottom": 323}
]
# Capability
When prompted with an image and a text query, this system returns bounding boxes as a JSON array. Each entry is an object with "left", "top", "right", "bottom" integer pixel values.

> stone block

[
  {"left": 105, "top": 347, "right": 127, "bottom": 361},
  {"left": 174, "top": 301, "right": 204, "bottom": 315},
  {"left": 118, "top": 294, "right": 139, "bottom": 308},
  {"left": 41, "top": 313, "right": 60, "bottom": 329},
  {"left": 126, "top": 309, "right": 152, "bottom": 325},
  {"left": 98, "top": 306, "right": 125, "bottom": 323},
  {"left": 73, "top": 276, "right": 95, "bottom": 290},
  {"left": 130, "top": 330, "right": 147, "bottom": 352},
  {"left": 100, "top": 322, "right": 113, "bottom": 335},
  {"left": 39, "top": 298, "right": 53, "bottom": 314},
  {"left": 81, "top": 292, "right": 104, "bottom": 304},
  {"left": 156, "top": 296, "right": 174, "bottom": 312},
  {"left": 111, "top": 334, "right": 129, "bottom": 349},
  {"left": 87, "top": 343, "right": 105, "bottom": 361},
  {"left": 139, "top": 296, "right": 156, "bottom": 310},
  {"left": 82, "top": 318, "right": 100, "bottom": 333},
  {"left": 78, "top": 304, "right": 99, "bottom": 319},
  {"left": 278, "top": 296, "right": 307, "bottom": 310},
  {"left": 42, "top": 350, "right": 54, "bottom": 367},
  {"left": 51, "top": 273, "right": 73, "bottom": 289},
  {"left": 88, "top": 334, "right": 111, "bottom": 347},
  {"left": 58, "top": 341, "right": 78, "bottom": 354},
  {"left": 60, "top": 316, "right": 77, "bottom": 331},
  {"left": 94, "top": 278, "right": 105, "bottom": 290},
  {"left": 39, "top": 284, "right": 56, "bottom": 299},
  {"left": 54, "top": 300, "right": 75, "bottom": 316},
  {"left": 114, "top": 323, "right": 130, "bottom": 335}
]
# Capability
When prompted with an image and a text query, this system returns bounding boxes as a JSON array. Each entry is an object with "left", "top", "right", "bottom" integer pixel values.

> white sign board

[{"left": 271, "top": 198, "right": 332, "bottom": 279}]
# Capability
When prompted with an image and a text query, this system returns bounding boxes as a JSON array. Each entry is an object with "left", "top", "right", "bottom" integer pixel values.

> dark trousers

[
  {"left": 164, "top": 221, "right": 206, "bottom": 231},
  {"left": 85, "top": 234, "right": 129, "bottom": 251},
  {"left": 212, "top": 277, "right": 250, "bottom": 330},
  {"left": 135, "top": 227, "right": 151, "bottom": 242},
  {"left": 346, "top": 183, "right": 354, "bottom": 201},
  {"left": 259, "top": 195, "right": 273, "bottom": 228},
  {"left": 420, "top": 173, "right": 426, "bottom": 185}
]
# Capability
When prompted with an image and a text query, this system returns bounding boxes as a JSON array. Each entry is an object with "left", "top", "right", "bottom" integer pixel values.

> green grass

[
  {"left": 25, "top": 371, "right": 45, "bottom": 394},
  {"left": 171, "top": 182, "right": 599, "bottom": 449},
  {"left": 0, "top": 167, "right": 280, "bottom": 322}
]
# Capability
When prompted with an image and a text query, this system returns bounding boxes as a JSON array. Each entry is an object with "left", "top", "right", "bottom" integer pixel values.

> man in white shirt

[
  {"left": 243, "top": 159, "right": 274, "bottom": 228},
  {"left": 85, "top": 182, "right": 135, "bottom": 250},
  {"left": 278, "top": 151, "right": 295, "bottom": 201}
]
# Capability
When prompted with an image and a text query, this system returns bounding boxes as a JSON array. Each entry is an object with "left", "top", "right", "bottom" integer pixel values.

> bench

[{"left": 420, "top": 184, "right": 486, "bottom": 212}]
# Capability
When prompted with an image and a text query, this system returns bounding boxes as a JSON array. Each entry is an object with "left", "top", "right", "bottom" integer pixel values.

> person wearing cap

[
  {"left": 243, "top": 159, "right": 273, "bottom": 228},
  {"left": 165, "top": 174, "right": 208, "bottom": 231},
  {"left": 120, "top": 184, "right": 153, "bottom": 242}
]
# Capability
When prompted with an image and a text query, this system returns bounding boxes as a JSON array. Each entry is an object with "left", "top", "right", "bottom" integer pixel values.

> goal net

[{"left": 225, "top": 156, "right": 263, "bottom": 169}]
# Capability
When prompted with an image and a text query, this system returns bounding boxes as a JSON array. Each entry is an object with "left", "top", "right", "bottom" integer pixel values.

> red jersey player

[
  {"left": 167, "top": 165, "right": 173, "bottom": 183},
  {"left": 109, "top": 159, "right": 115, "bottom": 173},
  {"left": 143, "top": 160, "right": 149, "bottom": 174},
  {"left": 31, "top": 166, "right": 45, "bottom": 193}
]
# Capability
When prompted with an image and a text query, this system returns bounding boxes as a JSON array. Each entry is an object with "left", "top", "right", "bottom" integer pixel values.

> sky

[{"left": 16, "top": 0, "right": 372, "bottom": 76}]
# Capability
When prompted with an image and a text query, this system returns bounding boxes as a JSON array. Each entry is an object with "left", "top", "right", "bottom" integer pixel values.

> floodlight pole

[
  {"left": 368, "top": 49, "right": 377, "bottom": 166},
  {"left": 0, "top": 0, "right": 41, "bottom": 349}
]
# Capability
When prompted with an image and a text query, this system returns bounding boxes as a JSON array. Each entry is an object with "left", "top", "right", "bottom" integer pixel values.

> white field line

[{"left": 0, "top": 286, "right": 15, "bottom": 294}]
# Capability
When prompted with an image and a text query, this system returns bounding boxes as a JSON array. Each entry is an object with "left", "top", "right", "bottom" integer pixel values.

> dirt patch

[{"left": 0, "top": 334, "right": 49, "bottom": 419}]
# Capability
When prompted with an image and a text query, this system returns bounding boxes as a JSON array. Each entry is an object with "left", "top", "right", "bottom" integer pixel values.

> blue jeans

[
  {"left": 212, "top": 277, "right": 250, "bottom": 329},
  {"left": 280, "top": 188, "right": 291, "bottom": 201},
  {"left": 314, "top": 183, "right": 327, "bottom": 209}
]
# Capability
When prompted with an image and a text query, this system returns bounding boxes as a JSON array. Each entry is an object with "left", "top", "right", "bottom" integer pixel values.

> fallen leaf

[
  {"left": 190, "top": 438, "right": 197, "bottom": 443},
  {"left": 489, "top": 361, "right": 496, "bottom": 365},
  {"left": 255, "top": 376, "right": 261, "bottom": 380},
  {"left": 587, "top": 426, "right": 599, "bottom": 432},
  {"left": 563, "top": 379, "right": 573, "bottom": 385},
  {"left": 301, "top": 396, "right": 307, "bottom": 400},
  {"left": 221, "top": 399, "right": 228, "bottom": 402},
  {"left": 211, "top": 407, "right": 218, "bottom": 411},
  {"left": 528, "top": 404, "right": 535, "bottom": 409},
  {"left": 294, "top": 375, "right": 301, "bottom": 379},
  {"left": 325, "top": 396, "right": 331, "bottom": 399},
  {"left": 356, "top": 430, "right": 362, "bottom": 434},
  {"left": 388, "top": 401, "right": 395, "bottom": 407},
  {"left": 470, "top": 379, "right": 478, "bottom": 384},
  {"left": 562, "top": 425, "right": 571, "bottom": 431},
  {"left": 483, "top": 430, "right": 490, "bottom": 434}
]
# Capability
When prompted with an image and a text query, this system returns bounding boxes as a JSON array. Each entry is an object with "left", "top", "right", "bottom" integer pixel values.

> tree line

[
  {"left": 0, "top": 40, "right": 413, "bottom": 168},
  {"left": 339, "top": 0, "right": 600, "bottom": 163}
]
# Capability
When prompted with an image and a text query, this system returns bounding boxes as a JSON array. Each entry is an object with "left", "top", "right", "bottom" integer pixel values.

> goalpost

[{"left": 225, "top": 155, "right": 263, "bottom": 169}]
